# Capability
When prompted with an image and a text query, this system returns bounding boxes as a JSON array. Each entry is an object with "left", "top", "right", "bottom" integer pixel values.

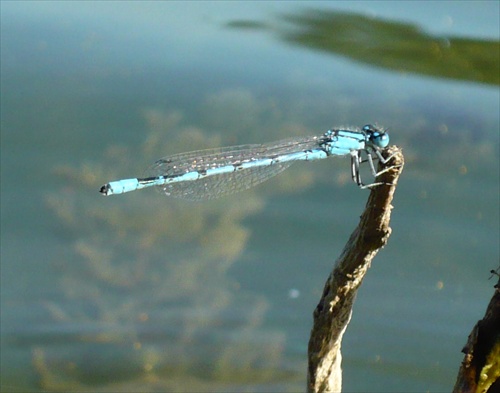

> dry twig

[{"left": 307, "top": 146, "right": 404, "bottom": 393}]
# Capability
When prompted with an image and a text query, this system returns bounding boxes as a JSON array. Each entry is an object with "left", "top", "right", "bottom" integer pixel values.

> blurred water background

[{"left": 1, "top": 1, "right": 499, "bottom": 392}]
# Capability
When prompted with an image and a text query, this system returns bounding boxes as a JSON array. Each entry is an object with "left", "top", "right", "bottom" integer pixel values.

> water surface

[{"left": 1, "top": 2, "right": 499, "bottom": 392}]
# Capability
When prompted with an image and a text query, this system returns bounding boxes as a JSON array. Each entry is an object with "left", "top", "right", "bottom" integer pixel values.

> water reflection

[
  {"left": 40, "top": 100, "right": 315, "bottom": 390},
  {"left": 227, "top": 9, "right": 500, "bottom": 86}
]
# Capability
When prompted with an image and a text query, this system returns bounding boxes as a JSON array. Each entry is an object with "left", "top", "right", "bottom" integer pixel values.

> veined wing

[{"left": 146, "top": 136, "right": 323, "bottom": 201}]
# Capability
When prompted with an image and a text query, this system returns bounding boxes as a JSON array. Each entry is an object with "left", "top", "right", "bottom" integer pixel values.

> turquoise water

[{"left": 1, "top": 2, "right": 499, "bottom": 392}]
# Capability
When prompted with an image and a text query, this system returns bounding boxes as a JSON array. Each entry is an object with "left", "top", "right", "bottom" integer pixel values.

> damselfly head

[{"left": 363, "top": 124, "right": 389, "bottom": 149}]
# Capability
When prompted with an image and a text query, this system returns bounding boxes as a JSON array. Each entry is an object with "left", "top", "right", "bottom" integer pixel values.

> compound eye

[{"left": 373, "top": 132, "right": 390, "bottom": 148}]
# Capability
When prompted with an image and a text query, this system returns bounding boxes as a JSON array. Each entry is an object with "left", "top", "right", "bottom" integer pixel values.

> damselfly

[{"left": 100, "top": 124, "right": 391, "bottom": 201}]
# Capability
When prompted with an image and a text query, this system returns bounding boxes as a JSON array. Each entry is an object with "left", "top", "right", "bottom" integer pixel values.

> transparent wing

[{"left": 145, "top": 136, "right": 322, "bottom": 201}]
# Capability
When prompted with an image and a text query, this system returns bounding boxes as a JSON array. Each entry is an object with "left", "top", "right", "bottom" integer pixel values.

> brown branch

[
  {"left": 307, "top": 145, "right": 404, "bottom": 393},
  {"left": 452, "top": 273, "right": 500, "bottom": 393}
]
